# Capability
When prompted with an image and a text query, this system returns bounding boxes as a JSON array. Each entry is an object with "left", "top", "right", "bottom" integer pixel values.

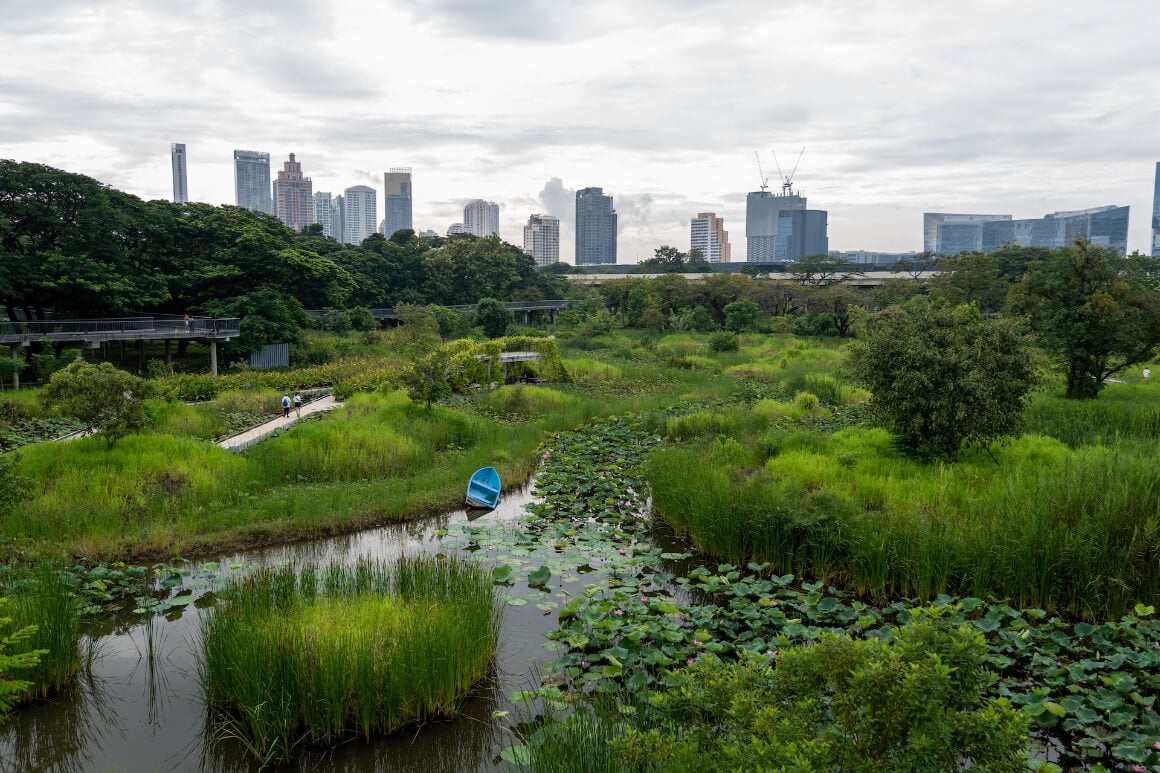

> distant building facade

[
  {"left": 171, "top": 143, "right": 188, "bottom": 203},
  {"left": 382, "top": 168, "right": 413, "bottom": 237},
  {"left": 272, "top": 153, "right": 313, "bottom": 231},
  {"left": 690, "top": 212, "right": 731, "bottom": 263},
  {"left": 464, "top": 199, "right": 500, "bottom": 237},
  {"left": 575, "top": 187, "right": 617, "bottom": 265},
  {"left": 523, "top": 214, "right": 560, "bottom": 266},
  {"left": 831, "top": 250, "right": 920, "bottom": 268},
  {"left": 447, "top": 223, "right": 468, "bottom": 236},
  {"left": 332, "top": 195, "right": 346, "bottom": 244},
  {"left": 924, "top": 207, "right": 1130, "bottom": 256},
  {"left": 313, "top": 192, "right": 334, "bottom": 238},
  {"left": 745, "top": 191, "right": 828, "bottom": 262},
  {"left": 343, "top": 185, "right": 377, "bottom": 245},
  {"left": 1153, "top": 163, "right": 1160, "bottom": 257},
  {"left": 233, "top": 150, "right": 272, "bottom": 214}
]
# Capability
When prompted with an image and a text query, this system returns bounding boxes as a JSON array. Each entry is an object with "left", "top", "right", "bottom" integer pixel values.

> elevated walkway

[{"left": 2, "top": 315, "right": 240, "bottom": 386}]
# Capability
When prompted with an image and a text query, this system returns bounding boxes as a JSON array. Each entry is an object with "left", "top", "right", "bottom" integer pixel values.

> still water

[{"left": 0, "top": 486, "right": 593, "bottom": 772}]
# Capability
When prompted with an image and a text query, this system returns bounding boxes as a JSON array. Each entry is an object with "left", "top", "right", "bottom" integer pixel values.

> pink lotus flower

[{"left": 640, "top": 596, "right": 648, "bottom": 603}]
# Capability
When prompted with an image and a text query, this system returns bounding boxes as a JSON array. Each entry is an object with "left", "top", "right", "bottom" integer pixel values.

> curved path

[{"left": 217, "top": 395, "right": 339, "bottom": 452}]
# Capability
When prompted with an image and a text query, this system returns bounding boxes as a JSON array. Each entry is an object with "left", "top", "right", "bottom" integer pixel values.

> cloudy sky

[{"left": 2, "top": 0, "right": 1159, "bottom": 261}]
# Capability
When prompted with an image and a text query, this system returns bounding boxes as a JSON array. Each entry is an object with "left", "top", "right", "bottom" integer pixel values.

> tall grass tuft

[
  {"left": 199, "top": 556, "right": 501, "bottom": 765},
  {"left": 649, "top": 430, "right": 1160, "bottom": 619},
  {"left": 4, "top": 565, "right": 83, "bottom": 701},
  {"left": 1022, "top": 383, "right": 1160, "bottom": 446}
]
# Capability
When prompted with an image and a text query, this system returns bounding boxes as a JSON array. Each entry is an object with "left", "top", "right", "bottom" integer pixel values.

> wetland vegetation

[{"left": 2, "top": 191, "right": 1160, "bottom": 769}]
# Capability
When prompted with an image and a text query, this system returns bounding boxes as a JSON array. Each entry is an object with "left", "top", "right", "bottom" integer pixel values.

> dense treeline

[{"left": 0, "top": 161, "right": 571, "bottom": 348}]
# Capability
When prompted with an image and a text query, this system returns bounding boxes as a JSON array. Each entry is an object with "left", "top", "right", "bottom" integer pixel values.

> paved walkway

[{"left": 218, "top": 395, "right": 339, "bottom": 452}]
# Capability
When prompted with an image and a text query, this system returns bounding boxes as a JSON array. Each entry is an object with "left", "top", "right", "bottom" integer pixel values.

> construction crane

[
  {"left": 772, "top": 146, "right": 806, "bottom": 196},
  {"left": 753, "top": 150, "right": 769, "bottom": 192}
]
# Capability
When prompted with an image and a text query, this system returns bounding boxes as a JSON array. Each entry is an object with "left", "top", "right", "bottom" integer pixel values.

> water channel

[{"left": 0, "top": 484, "right": 632, "bottom": 772}]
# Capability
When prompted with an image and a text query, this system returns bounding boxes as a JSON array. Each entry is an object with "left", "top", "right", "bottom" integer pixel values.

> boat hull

[{"left": 466, "top": 466, "right": 501, "bottom": 509}]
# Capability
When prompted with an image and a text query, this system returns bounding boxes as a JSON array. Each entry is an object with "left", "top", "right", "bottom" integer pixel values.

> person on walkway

[
  {"left": 183, "top": 313, "right": 190, "bottom": 332},
  {"left": 281, "top": 394, "right": 291, "bottom": 418},
  {"left": 293, "top": 392, "right": 302, "bottom": 417}
]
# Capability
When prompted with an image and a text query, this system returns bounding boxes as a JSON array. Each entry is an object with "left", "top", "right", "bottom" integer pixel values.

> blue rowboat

[{"left": 466, "top": 467, "right": 501, "bottom": 509}]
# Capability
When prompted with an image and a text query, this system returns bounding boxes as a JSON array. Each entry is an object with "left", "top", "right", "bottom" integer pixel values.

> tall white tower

[
  {"left": 464, "top": 199, "right": 500, "bottom": 237},
  {"left": 170, "top": 143, "right": 188, "bottom": 203}
]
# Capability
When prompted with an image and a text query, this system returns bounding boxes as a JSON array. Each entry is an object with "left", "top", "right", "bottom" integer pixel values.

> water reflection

[
  {"left": 0, "top": 487, "right": 550, "bottom": 772},
  {"left": 0, "top": 481, "right": 708, "bottom": 771}
]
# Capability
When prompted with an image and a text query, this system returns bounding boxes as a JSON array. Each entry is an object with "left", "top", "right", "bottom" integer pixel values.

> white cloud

[{"left": 2, "top": 0, "right": 1159, "bottom": 261}]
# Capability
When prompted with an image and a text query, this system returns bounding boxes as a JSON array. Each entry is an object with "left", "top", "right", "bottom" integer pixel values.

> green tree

[
  {"left": 400, "top": 350, "right": 452, "bottom": 409},
  {"left": 723, "top": 300, "right": 758, "bottom": 331},
  {"left": 929, "top": 251, "right": 1008, "bottom": 314},
  {"left": 848, "top": 299, "right": 1034, "bottom": 461},
  {"left": 891, "top": 251, "right": 939, "bottom": 280},
  {"left": 1009, "top": 240, "right": 1160, "bottom": 398},
  {"left": 41, "top": 360, "right": 150, "bottom": 447},
  {"left": 790, "top": 254, "right": 864, "bottom": 287},
  {"left": 474, "top": 297, "right": 512, "bottom": 339}
]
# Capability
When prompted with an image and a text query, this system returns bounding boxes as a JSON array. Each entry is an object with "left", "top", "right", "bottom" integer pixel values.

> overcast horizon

[{"left": 2, "top": 0, "right": 1158, "bottom": 262}]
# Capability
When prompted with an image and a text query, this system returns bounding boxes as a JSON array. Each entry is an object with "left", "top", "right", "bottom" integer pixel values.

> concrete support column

[
  {"left": 138, "top": 339, "right": 146, "bottom": 372},
  {"left": 209, "top": 340, "right": 218, "bottom": 376},
  {"left": 164, "top": 339, "right": 172, "bottom": 365},
  {"left": 523, "top": 311, "right": 529, "bottom": 326},
  {"left": 550, "top": 309, "right": 558, "bottom": 329},
  {"left": 10, "top": 345, "right": 19, "bottom": 390}
]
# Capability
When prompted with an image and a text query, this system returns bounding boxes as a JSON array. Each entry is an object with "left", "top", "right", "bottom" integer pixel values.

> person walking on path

[
  {"left": 293, "top": 392, "right": 302, "bottom": 418},
  {"left": 183, "top": 313, "right": 190, "bottom": 332},
  {"left": 1144, "top": 367, "right": 1152, "bottom": 381},
  {"left": 281, "top": 394, "right": 291, "bottom": 418}
]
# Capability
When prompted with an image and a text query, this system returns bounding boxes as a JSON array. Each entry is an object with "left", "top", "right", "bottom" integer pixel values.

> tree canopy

[
  {"left": 849, "top": 298, "right": 1034, "bottom": 461},
  {"left": 1009, "top": 240, "right": 1160, "bottom": 398}
]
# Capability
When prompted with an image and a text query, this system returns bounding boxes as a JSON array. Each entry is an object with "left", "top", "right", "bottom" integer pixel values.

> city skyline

[{"left": 3, "top": 1, "right": 1159, "bottom": 261}]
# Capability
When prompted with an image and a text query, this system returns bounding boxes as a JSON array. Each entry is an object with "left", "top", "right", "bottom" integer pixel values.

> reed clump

[
  {"left": 648, "top": 429, "right": 1160, "bottom": 619},
  {"left": 199, "top": 556, "right": 501, "bottom": 765},
  {"left": 3, "top": 565, "right": 83, "bottom": 702}
]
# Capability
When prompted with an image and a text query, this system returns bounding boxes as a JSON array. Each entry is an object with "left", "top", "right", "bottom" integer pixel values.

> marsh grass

[
  {"left": 211, "top": 388, "right": 281, "bottom": 417},
  {"left": 145, "top": 400, "right": 227, "bottom": 439},
  {"left": 4, "top": 566, "right": 83, "bottom": 701},
  {"left": 199, "top": 556, "right": 500, "bottom": 765},
  {"left": 1023, "top": 383, "right": 1160, "bottom": 446},
  {"left": 649, "top": 429, "right": 1160, "bottom": 618}
]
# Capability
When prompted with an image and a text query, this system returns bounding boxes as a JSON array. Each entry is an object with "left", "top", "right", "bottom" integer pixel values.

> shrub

[
  {"left": 41, "top": 360, "right": 150, "bottom": 447},
  {"left": 707, "top": 332, "right": 738, "bottom": 353},
  {"left": 605, "top": 611, "right": 1029, "bottom": 773},
  {"left": 849, "top": 299, "right": 1033, "bottom": 461}
]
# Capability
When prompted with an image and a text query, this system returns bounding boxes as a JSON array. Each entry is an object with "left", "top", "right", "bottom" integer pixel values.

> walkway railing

[{"left": 0, "top": 316, "right": 240, "bottom": 344}]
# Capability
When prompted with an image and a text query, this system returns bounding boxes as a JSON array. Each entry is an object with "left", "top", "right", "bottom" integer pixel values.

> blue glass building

[
  {"left": 1152, "top": 162, "right": 1160, "bottom": 257},
  {"left": 925, "top": 206, "right": 1129, "bottom": 256}
]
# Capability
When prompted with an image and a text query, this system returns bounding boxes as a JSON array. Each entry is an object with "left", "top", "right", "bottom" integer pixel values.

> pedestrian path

[{"left": 218, "top": 395, "right": 339, "bottom": 452}]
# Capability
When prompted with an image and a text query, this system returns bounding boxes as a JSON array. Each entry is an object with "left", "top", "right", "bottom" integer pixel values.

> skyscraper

[
  {"left": 924, "top": 207, "right": 1130, "bottom": 256},
  {"left": 523, "top": 214, "right": 560, "bottom": 266},
  {"left": 690, "top": 212, "right": 731, "bottom": 263},
  {"left": 575, "top": 187, "right": 617, "bottom": 265},
  {"left": 233, "top": 150, "right": 272, "bottom": 214},
  {"left": 343, "top": 185, "right": 377, "bottom": 245},
  {"left": 382, "top": 168, "right": 413, "bottom": 238},
  {"left": 333, "top": 195, "right": 346, "bottom": 244},
  {"left": 745, "top": 191, "right": 828, "bottom": 262},
  {"left": 170, "top": 143, "right": 188, "bottom": 203},
  {"left": 464, "top": 199, "right": 500, "bottom": 237},
  {"left": 313, "top": 192, "right": 334, "bottom": 239},
  {"left": 272, "top": 153, "right": 313, "bottom": 231},
  {"left": 1153, "top": 163, "right": 1160, "bottom": 257}
]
